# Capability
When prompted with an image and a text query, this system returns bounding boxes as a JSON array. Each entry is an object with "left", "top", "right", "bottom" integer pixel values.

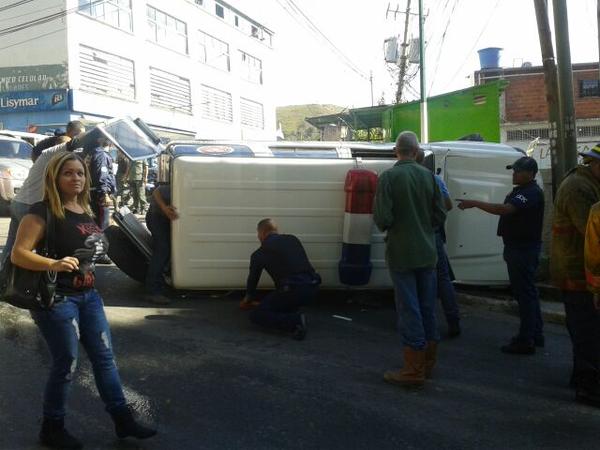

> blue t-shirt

[
  {"left": 497, "top": 181, "right": 544, "bottom": 246},
  {"left": 434, "top": 175, "right": 450, "bottom": 199}
]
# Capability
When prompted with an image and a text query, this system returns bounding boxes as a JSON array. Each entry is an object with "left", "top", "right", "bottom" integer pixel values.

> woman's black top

[{"left": 29, "top": 201, "right": 108, "bottom": 294}]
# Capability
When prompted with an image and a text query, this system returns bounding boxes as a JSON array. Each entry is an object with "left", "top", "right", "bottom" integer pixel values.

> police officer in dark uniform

[
  {"left": 457, "top": 156, "right": 545, "bottom": 354},
  {"left": 240, "top": 218, "right": 321, "bottom": 340},
  {"left": 85, "top": 138, "right": 117, "bottom": 230}
]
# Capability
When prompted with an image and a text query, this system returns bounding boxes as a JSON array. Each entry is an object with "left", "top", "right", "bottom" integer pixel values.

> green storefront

[{"left": 308, "top": 80, "right": 507, "bottom": 143}]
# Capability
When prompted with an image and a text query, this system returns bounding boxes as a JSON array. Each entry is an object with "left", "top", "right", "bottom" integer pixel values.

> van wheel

[
  {"left": 0, "top": 199, "right": 10, "bottom": 217},
  {"left": 104, "top": 225, "right": 148, "bottom": 283}
]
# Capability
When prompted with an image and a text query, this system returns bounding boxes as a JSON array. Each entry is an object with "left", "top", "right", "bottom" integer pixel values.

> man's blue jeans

[
  {"left": 31, "top": 289, "right": 127, "bottom": 419},
  {"left": 145, "top": 211, "right": 171, "bottom": 294},
  {"left": 435, "top": 232, "right": 460, "bottom": 324},
  {"left": 389, "top": 268, "right": 439, "bottom": 350},
  {"left": 503, "top": 244, "right": 543, "bottom": 344}
]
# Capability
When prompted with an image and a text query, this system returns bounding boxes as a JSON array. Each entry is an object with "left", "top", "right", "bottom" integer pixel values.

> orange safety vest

[{"left": 585, "top": 202, "right": 600, "bottom": 294}]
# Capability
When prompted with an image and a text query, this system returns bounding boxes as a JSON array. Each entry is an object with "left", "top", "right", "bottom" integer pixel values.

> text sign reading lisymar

[{"left": 0, "top": 90, "right": 68, "bottom": 112}]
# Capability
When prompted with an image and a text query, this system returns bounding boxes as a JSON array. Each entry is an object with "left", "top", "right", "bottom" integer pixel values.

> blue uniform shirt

[
  {"left": 87, "top": 147, "right": 116, "bottom": 195},
  {"left": 246, "top": 233, "right": 320, "bottom": 299},
  {"left": 497, "top": 180, "right": 544, "bottom": 246}
]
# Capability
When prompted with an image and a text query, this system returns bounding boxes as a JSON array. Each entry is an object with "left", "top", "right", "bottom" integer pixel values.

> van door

[{"left": 444, "top": 152, "right": 514, "bottom": 285}]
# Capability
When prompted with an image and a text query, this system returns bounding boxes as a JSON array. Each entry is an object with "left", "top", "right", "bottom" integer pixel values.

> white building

[{"left": 0, "top": 0, "right": 276, "bottom": 140}]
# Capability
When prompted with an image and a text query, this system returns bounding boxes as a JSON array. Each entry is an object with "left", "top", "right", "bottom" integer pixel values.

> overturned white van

[{"left": 132, "top": 139, "right": 527, "bottom": 290}]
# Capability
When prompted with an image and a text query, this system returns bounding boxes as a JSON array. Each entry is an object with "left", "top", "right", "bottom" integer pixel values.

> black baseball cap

[{"left": 506, "top": 156, "right": 538, "bottom": 174}]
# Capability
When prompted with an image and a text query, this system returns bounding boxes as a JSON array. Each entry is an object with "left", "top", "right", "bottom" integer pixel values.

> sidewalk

[{"left": 456, "top": 283, "right": 566, "bottom": 325}]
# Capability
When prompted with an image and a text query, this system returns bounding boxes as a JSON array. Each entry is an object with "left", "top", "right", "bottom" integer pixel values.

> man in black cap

[{"left": 457, "top": 156, "right": 545, "bottom": 354}]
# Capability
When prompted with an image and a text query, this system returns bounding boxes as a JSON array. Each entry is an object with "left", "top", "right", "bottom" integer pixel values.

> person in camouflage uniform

[{"left": 128, "top": 159, "right": 148, "bottom": 214}]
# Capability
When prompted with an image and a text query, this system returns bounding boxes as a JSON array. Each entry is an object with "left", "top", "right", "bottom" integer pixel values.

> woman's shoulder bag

[{"left": 0, "top": 205, "right": 57, "bottom": 310}]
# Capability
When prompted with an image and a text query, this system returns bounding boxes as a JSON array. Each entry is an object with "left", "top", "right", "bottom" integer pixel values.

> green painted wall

[{"left": 381, "top": 81, "right": 505, "bottom": 142}]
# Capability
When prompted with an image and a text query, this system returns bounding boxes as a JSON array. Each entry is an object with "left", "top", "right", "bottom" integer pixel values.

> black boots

[
  {"left": 39, "top": 417, "right": 83, "bottom": 449},
  {"left": 110, "top": 406, "right": 157, "bottom": 439}
]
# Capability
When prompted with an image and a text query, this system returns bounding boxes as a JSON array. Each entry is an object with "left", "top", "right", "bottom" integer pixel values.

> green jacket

[
  {"left": 373, "top": 160, "right": 446, "bottom": 271},
  {"left": 551, "top": 165, "right": 600, "bottom": 291}
]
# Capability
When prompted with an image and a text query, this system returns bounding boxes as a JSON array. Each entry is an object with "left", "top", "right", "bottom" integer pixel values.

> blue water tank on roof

[{"left": 477, "top": 47, "right": 502, "bottom": 70}]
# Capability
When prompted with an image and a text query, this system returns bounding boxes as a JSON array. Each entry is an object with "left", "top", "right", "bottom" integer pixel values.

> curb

[{"left": 456, "top": 292, "right": 565, "bottom": 325}]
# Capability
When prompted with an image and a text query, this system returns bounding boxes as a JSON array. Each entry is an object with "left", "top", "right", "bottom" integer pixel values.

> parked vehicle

[
  {"left": 0, "top": 136, "right": 34, "bottom": 215},
  {"left": 0, "top": 130, "right": 49, "bottom": 147}
]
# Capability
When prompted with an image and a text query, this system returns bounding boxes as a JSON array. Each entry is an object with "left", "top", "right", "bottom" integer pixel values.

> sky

[{"left": 245, "top": 0, "right": 600, "bottom": 109}]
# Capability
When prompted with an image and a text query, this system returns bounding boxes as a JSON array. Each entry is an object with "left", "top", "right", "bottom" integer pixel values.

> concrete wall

[{"left": 0, "top": 0, "right": 276, "bottom": 139}]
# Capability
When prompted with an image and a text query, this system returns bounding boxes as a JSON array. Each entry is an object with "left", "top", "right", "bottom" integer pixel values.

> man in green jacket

[
  {"left": 374, "top": 131, "right": 446, "bottom": 388},
  {"left": 551, "top": 144, "right": 600, "bottom": 406}
]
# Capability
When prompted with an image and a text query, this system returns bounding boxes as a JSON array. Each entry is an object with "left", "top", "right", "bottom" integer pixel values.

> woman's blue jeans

[
  {"left": 31, "top": 289, "right": 127, "bottom": 419},
  {"left": 389, "top": 268, "right": 439, "bottom": 350}
]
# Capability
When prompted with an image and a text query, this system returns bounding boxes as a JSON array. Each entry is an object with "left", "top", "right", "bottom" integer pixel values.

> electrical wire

[
  {"left": 428, "top": 0, "right": 460, "bottom": 92},
  {"left": 0, "top": 0, "right": 37, "bottom": 13},
  {"left": 0, "top": 0, "right": 106, "bottom": 37},
  {"left": 275, "top": 0, "right": 369, "bottom": 80},
  {"left": 284, "top": 0, "right": 368, "bottom": 78},
  {"left": 0, "top": 27, "right": 64, "bottom": 52},
  {"left": 441, "top": 0, "right": 501, "bottom": 91},
  {"left": 0, "top": 1, "right": 74, "bottom": 24}
]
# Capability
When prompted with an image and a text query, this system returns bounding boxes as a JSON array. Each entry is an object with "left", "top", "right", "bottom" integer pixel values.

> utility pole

[
  {"left": 553, "top": 0, "right": 578, "bottom": 173},
  {"left": 370, "top": 71, "right": 374, "bottom": 106},
  {"left": 418, "top": 0, "right": 428, "bottom": 143},
  {"left": 533, "top": 0, "right": 563, "bottom": 195},
  {"left": 395, "top": 0, "right": 412, "bottom": 103}
]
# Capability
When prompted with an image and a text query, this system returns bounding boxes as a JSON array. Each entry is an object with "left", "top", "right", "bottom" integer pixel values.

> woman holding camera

[{"left": 11, "top": 152, "right": 156, "bottom": 449}]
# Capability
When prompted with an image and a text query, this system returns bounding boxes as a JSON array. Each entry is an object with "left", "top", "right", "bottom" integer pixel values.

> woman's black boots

[
  {"left": 39, "top": 417, "right": 83, "bottom": 449},
  {"left": 110, "top": 406, "right": 157, "bottom": 439}
]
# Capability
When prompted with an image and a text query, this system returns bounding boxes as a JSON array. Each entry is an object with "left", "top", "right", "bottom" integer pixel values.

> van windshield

[
  {"left": 0, "top": 140, "right": 32, "bottom": 159},
  {"left": 77, "top": 117, "right": 162, "bottom": 161}
]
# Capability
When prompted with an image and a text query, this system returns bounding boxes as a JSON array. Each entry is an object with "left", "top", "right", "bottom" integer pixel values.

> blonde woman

[{"left": 12, "top": 152, "right": 156, "bottom": 449}]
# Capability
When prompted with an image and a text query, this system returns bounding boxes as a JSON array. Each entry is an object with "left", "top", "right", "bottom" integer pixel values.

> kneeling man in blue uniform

[{"left": 240, "top": 218, "right": 321, "bottom": 340}]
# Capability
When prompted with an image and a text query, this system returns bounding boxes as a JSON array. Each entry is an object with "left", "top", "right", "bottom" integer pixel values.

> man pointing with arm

[{"left": 457, "top": 156, "right": 544, "bottom": 355}]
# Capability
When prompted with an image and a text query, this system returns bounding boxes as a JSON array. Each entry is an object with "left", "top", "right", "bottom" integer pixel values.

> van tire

[
  {"left": 104, "top": 225, "right": 148, "bottom": 284},
  {"left": 0, "top": 199, "right": 10, "bottom": 217}
]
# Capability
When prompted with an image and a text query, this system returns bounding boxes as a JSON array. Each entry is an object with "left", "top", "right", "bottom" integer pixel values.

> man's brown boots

[{"left": 383, "top": 347, "right": 426, "bottom": 388}]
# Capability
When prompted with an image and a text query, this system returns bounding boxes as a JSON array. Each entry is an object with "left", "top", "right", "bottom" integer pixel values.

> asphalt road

[{"left": 1, "top": 217, "right": 600, "bottom": 450}]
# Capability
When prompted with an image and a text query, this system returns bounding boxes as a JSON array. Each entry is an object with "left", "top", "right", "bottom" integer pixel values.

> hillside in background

[{"left": 276, "top": 104, "right": 344, "bottom": 140}]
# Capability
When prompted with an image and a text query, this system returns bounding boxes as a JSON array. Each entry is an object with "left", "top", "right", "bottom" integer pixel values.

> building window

[
  {"left": 79, "top": 45, "right": 135, "bottom": 100},
  {"left": 147, "top": 6, "right": 188, "bottom": 54},
  {"left": 239, "top": 51, "right": 262, "bottom": 84},
  {"left": 201, "top": 85, "right": 232, "bottom": 122},
  {"left": 240, "top": 98, "right": 264, "bottom": 129},
  {"left": 150, "top": 67, "right": 192, "bottom": 114},
  {"left": 234, "top": 15, "right": 239, "bottom": 27},
  {"left": 78, "top": 0, "right": 132, "bottom": 32},
  {"left": 580, "top": 79, "right": 600, "bottom": 98},
  {"left": 215, "top": 3, "right": 225, "bottom": 18},
  {"left": 198, "top": 31, "right": 230, "bottom": 71}
]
